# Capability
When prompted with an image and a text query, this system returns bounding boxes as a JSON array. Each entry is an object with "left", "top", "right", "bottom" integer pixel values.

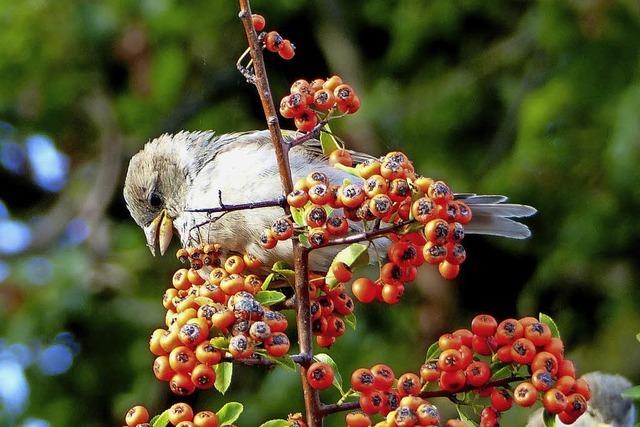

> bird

[
  {"left": 527, "top": 372, "right": 636, "bottom": 427},
  {"left": 123, "top": 130, "right": 536, "bottom": 271}
]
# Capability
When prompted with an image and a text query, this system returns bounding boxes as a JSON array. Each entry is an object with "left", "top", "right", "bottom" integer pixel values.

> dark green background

[{"left": 1, "top": 0, "right": 639, "bottom": 425}]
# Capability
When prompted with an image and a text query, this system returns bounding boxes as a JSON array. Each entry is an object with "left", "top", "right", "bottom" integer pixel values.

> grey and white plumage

[{"left": 123, "top": 130, "right": 536, "bottom": 270}]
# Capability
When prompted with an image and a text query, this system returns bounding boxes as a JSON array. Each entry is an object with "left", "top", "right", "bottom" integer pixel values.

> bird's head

[{"left": 123, "top": 133, "right": 191, "bottom": 256}]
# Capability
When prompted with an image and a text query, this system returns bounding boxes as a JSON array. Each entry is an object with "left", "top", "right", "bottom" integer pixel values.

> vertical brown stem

[{"left": 237, "top": 2, "right": 322, "bottom": 425}]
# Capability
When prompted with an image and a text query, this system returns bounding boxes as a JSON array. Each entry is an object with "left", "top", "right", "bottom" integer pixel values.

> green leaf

[
  {"left": 456, "top": 405, "right": 479, "bottom": 426},
  {"left": 298, "top": 234, "right": 310, "bottom": 247},
  {"left": 333, "top": 163, "right": 360, "bottom": 177},
  {"left": 214, "top": 362, "right": 233, "bottom": 394},
  {"left": 210, "top": 336, "right": 229, "bottom": 349},
  {"left": 314, "top": 353, "right": 343, "bottom": 393},
  {"left": 291, "top": 207, "right": 305, "bottom": 226},
  {"left": 255, "top": 290, "right": 286, "bottom": 306},
  {"left": 256, "top": 350, "right": 297, "bottom": 371},
  {"left": 262, "top": 273, "right": 275, "bottom": 290},
  {"left": 320, "top": 124, "right": 340, "bottom": 155},
  {"left": 216, "top": 402, "right": 244, "bottom": 426},
  {"left": 636, "top": 332, "right": 640, "bottom": 343},
  {"left": 543, "top": 410, "right": 556, "bottom": 427},
  {"left": 622, "top": 385, "right": 640, "bottom": 401},
  {"left": 259, "top": 420, "right": 289, "bottom": 427},
  {"left": 272, "top": 261, "right": 295, "bottom": 284},
  {"left": 539, "top": 313, "right": 561, "bottom": 338},
  {"left": 151, "top": 409, "right": 170, "bottom": 427},
  {"left": 344, "top": 312, "right": 357, "bottom": 330},
  {"left": 490, "top": 365, "right": 512, "bottom": 381},
  {"left": 325, "top": 243, "right": 369, "bottom": 288},
  {"left": 424, "top": 342, "right": 441, "bottom": 362}
]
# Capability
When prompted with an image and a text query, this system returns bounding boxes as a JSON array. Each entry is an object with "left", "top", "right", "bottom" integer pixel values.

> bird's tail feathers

[{"left": 460, "top": 195, "right": 536, "bottom": 239}]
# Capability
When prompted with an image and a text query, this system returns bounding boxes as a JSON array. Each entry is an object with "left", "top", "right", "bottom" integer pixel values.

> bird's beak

[{"left": 144, "top": 210, "right": 174, "bottom": 256}]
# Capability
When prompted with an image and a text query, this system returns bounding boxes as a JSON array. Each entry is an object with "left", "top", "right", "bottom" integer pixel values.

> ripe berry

[
  {"left": 251, "top": 14, "right": 265, "bottom": 31},
  {"left": 543, "top": 388, "right": 568, "bottom": 414},
  {"left": 574, "top": 377, "right": 591, "bottom": 400},
  {"left": 371, "top": 364, "right": 395, "bottom": 390},
  {"left": 397, "top": 372, "right": 421, "bottom": 397},
  {"left": 308, "top": 183, "right": 332, "bottom": 205},
  {"left": 263, "top": 310, "right": 288, "bottom": 333},
  {"left": 369, "top": 194, "right": 393, "bottom": 218},
  {"left": 524, "top": 322, "right": 552, "bottom": 347},
  {"left": 169, "top": 403, "right": 194, "bottom": 425},
  {"left": 532, "top": 369, "right": 555, "bottom": 392},
  {"left": 265, "top": 31, "right": 284, "bottom": 52},
  {"left": 359, "top": 391, "right": 384, "bottom": 414},
  {"left": 490, "top": 388, "right": 513, "bottom": 412},
  {"left": 326, "top": 215, "right": 349, "bottom": 236},
  {"left": 249, "top": 321, "right": 272, "bottom": 341},
  {"left": 427, "top": 181, "right": 452, "bottom": 202},
  {"left": 351, "top": 368, "right": 375, "bottom": 393},
  {"left": 472, "top": 314, "right": 498, "bottom": 337},
  {"left": 513, "top": 381, "right": 538, "bottom": 407},
  {"left": 381, "top": 283, "right": 404, "bottom": 304},
  {"left": 153, "top": 355, "right": 175, "bottom": 381},
  {"left": 351, "top": 277, "right": 377, "bottom": 303},
  {"left": 323, "top": 75, "right": 343, "bottom": 92},
  {"left": 345, "top": 411, "right": 371, "bottom": 427},
  {"left": 558, "top": 359, "right": 576, "bottom": 378},
  {"left": 564, "top": 393, "right": 588, "bottom": 418},
  {"left": 339, "top": 184, "right": 365, "bottom": 208},
  {"left": 306, "top": 205, "right": 327, "bottom": 227},
  {"left": 438, "top": 261, "right": 460, "bottom": 280},
  {"left": 264, "top": 332, "right": 290, "bottom": 357},
  {"left": 287, "top": 189, "right": 309, "bottom": 208},
  {"left": 169, "top": 346, "right": 197, "bottom": 373},
  {"left": 308, "top": 227, "right": 329, "bottom": 248},
  {"left": 329, "top": 149, "right": 353, "bottom": 167},
  {"left": 465, "top": 361, "right": 491, "bottom": 387},
  {"left": 416, "top": 403, "right": 440, "bottom": 425},
  {"left": 495, "top": 318, "right": 524, "bottom": 346},
  {"left": 419, "top": 362, "right": 439, "bottom": 383},
  {"left": 472, "top": 334, "right": 497, "bottom": 356},
  {"left": 422, "top": 242, "right": 447, "bottom": 264},
  {"left": 193, "top": 411, "right": 219, "bottom": 427},
  {"left": 229, "top": 334, "right": 254, "bottom": 359},
  {"left": 531, "top": 351, "right": 559, "bottom": 376},
  {"left": 307, "top": 362, "right": 334, "bottom": 390},
  {"left": 195, "top": 342, "right": 223, "bottom": 365},
  {"left": 438, "top": 349, "right": 462, "bottom": 372},
  {"left": 170, "top": 372, "right": 196, "bottom": 396},
  {"left": 313, "top": 89, "right": 336, "bottom": 110},
  {"left": 295, "top": 109, "right": 318, "bottom": 132},
  {"left": 439, "top": 369, "right": 466, "bottom": 392},
  {"left": 191, "top": 363, "right": 216, "bottom": 389},
  {"left": 424, "top": 219, "right": 449, "bottom": 244},
  {"left": 381, "top": 390, "right": 400, "bottom": 415},
  {"left": 125, "top": 405, "right": 149, "bottom": 427},
  {"left": 510, "top": 338, "right": 537, "bottom": 364},
  {"left": 271, "top": 217, "right": 294, "bottom": 240},
  {"left": 259, "top": 229, "right": 277, "bottom": 249}
]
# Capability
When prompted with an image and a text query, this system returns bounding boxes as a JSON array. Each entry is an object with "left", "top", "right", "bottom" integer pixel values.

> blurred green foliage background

[{"left": 1, "top": 0, "right": 639, "bottom": 426}]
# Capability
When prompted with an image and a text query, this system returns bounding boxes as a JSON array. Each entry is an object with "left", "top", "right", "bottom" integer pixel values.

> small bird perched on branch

[{"left": 123, "top": 130, "right": 535, "bottom": 270}]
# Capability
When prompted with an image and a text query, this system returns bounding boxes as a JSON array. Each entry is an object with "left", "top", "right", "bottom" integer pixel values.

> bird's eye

[{"left": 149, "top": 192, "right": 163, "bottom": 209}]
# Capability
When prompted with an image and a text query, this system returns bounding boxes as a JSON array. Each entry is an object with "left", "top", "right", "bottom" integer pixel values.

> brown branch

[
  {"left": 313, "top": 220, "right": 415, "bottom": 249},
  {"left": 237, "top": 2, "right": 322, "bottom": 426},
  {"left": 319, "top": 375, "right": 528, "bottom": 416},
  {"left": 185, "top": 192, "right": 286, "bottom": 213},
  {"left": 286, "top": 122, "right": 326, "bottom": 149},
  {"left": 223, "top": 353, "right": 307, "bottom": 367}
]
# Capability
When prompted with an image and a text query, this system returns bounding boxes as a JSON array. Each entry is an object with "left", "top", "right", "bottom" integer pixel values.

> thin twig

[
  {"left": 185, "top": 193, "right": 287, "bottom": 213},
  {"left": 286, "top": 121, "right": 327, "bottom": 149},
  {"left": 312, "top": 220, "right": 415, "bottom": 249},
  {"left": 319, "top": 375, "right": 529, "bottom": 416}
]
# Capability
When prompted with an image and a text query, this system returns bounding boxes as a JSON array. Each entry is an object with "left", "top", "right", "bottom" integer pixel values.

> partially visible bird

[
  {"left": 123, "top": 130, "right": 536, "bottom": 270},
  {"left": 527, "top": 372, "right": 636, "bottom": 427}
]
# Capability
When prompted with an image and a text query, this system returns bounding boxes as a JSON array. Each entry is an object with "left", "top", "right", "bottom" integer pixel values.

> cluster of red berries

[
  {"left": 279, "top": 76, "right": 360, "bottom": 132},
  {"left": 148, "top": 246, "right": 290, "bottom": 395},
  {"left": 308, "top": 274, "right": 355, "bottom": 348},
  {"left": 123, "top": 403, "right": 222, "bottom": 427},
  {"left": 250, "top": 13, "right": 296, "bottom": 60},
  {"left": 348, "top": 363, "right": 441, "bottom": 426}
]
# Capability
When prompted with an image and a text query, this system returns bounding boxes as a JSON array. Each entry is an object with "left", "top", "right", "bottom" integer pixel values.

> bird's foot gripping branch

[{"left": 119, "top": 2, "right": 587, "bottom": 427}]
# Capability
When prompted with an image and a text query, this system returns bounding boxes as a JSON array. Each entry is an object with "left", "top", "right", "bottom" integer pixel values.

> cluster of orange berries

[
  {"left": 250, "top": 13, "right": 296, "bottom": 60},
  {"left": 123, "top": 403, "right": 222, "bottom": 427},
  {"left": 419, "top": 314, "right": 587, "bottom": 426},
  {"left": 308, "top": 274, "right": 354, "bottom": 348},
  {"left": 148, "top": 246, "right": 290, "bottom": 395},
  {"left": 279, "top": 76, "right": 360, "bottom": 132},
  {"left": 349, "top": 364, "right": 467, "bottom": 427}
]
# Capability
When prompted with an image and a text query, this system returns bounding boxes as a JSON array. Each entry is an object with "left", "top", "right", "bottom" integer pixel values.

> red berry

[
  {"left": 514, "top": 382, "right": 538, "bottom": 407},
  {"left": 543, "top": 388, "right": 568, "bottom": 414},
  {"left": 265, "top": 31, "right": 284, "bottom": 52},
  {"left": 465, "top": 361, "right": 491, "bottom": 387},
  {"left": 278, "top": 40, "right": 295, "bottom": 60},
  {"left": 251, "top": 14, "right": 266, "bottom": 32},
  {"left": 490, "top": 388, "right": 513, "bottom": 412},
  {"left": 510, "top": 338, "right": 537, "bottom": 364},
  {"left": 495, "top": 318, "right": 524, "bottom": 346},
  {"left": 472, "top": 314, "right": 498, "bottom": 337},
  {"left": 307, "top": 362, "right": 334, "bottom": 390},
  {"left": 371, "top": 364, "right": 395, "bottom": 390},
  {"left": 351, "top": 368, "right": 375, "bottom": 393}
]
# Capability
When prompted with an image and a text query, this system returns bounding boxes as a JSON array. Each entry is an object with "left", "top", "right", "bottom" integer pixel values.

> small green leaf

[
  {"left": 314, "top": 353, "right": 343, "bottom": 393},
  {"left": 262, "top": 273, "right": 275, "bottom": 290},
  {"left": 214, "top": 362, "right": 233, "bottom": 394},
  {"left": 320, "top": 125, "right": 340, "bottom": 155},
  {"left": 210, "top": 336, "right": 229, "bottom": 349},
  {"left": 344, "top": 312, "right": 357, "bottom": 330},
  {"left": 490, "top": 365, "right": 512, "bottom": 381},
  {"left": 333, "top": 163, "right": 360, "bottom": 177},
  {"left": 543, "top": 410, "right": 556, "bottom": 427},
  {"left": 539, "top": 313, "right": 560, "bottom": 338},
  {"left": 291, "top": 207, "right": 306, "bottom": 226},
  {"left": 259, "top": 420, "right": 289, "bottom": 427},
  {"left": 151, "top": 409, "right": 170, "bottom": 427},
  {"left": 636, "top": 332, "right": 640, "bottom": 343},
  {"left": 256, "top": 350, "right": 297, "bottom": 371},
  {"left": 424, "top": 342, "right": 441, "bottom": 362},
  {"left": 298, "top": 234, "right": 310, "bottom": 247},
  {"left": 272, "top": 261, "right": 295, "bottom": 284},
  {"left": 325, "top": 243, "right": 369, "bottom": 288},
  {"left": 216, "top": 402, "right": 243, "bottom": 425},
  {"left": 456, "top": 405, "right": 478, "bottom": 426},
  {"left": 255, "top": 290, "right": 286, "bottom": 306},
  {"left": 194, "top": 296, "right": 214, "bottom": 306},
  {"left": 622, "top": 385, "right": 640, "bottom": 401}
]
